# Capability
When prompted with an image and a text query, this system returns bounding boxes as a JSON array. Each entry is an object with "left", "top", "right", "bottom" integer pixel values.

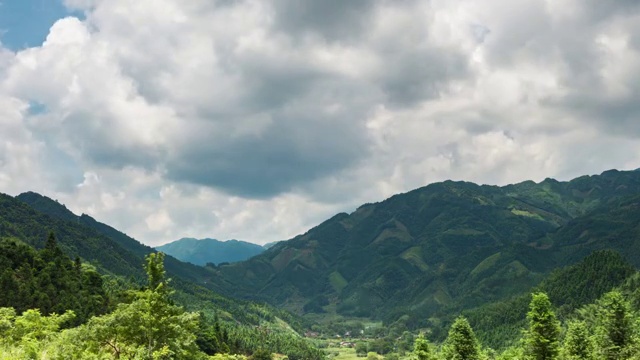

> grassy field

[
  {"left": 325, "top": 347, "right": 361, "bottom": 360},
  {"left": 324, "top": 346, "right": 412, "bottom": 360}
]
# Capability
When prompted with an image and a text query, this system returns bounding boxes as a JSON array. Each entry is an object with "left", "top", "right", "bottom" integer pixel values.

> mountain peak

[
  {"left": 17, "top": 191, "right": 78, "bottom": 223},
  {"left": 156, "top": 237, "right": 265, "bottom": 266}
]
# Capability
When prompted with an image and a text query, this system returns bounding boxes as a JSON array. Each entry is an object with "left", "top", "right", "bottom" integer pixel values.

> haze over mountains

[
  {"left": 156, "top": 238, "right": 267, "bottom": 266},
  {"left": 4, "top": 168, "right": 640, "bottom": 345}
]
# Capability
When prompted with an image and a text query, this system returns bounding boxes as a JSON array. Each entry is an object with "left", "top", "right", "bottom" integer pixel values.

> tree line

[
  {"left": 0, "top": 234, "right": 322, "bottom": 360},
  {"left": 410, "top": 289, "right": 640, "bottom": 360}
]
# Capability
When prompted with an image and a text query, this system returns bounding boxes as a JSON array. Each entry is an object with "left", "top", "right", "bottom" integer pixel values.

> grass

[{"left": 325, "top": 347, "right": 361, "bottom": 360}]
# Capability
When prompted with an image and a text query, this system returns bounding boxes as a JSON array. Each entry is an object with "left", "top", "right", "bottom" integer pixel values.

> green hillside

[
  {"left": 211, "top": 169, "right": 640, "bottom": 329},
  {"left": 4, "top": 192, "right": 305, "bottom": 331}
]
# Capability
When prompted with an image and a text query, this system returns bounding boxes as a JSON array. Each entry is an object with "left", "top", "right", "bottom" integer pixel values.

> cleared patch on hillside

[
  {"left": 400, "top": 246, "right": 429, "bottom": 271},
  {"left": 372, "top": 220, "right": 412, "bottom": 244},
  {"left": 329, "top": 271, "right": 348, "bottom": 293},
  {"left": 510, "top": 208, "right": 544, "bottom": 220},
  {"left": 471, "top": 252, "right": 502, "bottom": 277}
]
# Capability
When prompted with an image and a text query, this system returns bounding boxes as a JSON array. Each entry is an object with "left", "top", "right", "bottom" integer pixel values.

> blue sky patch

[{"left": 0, "top": 0, "right": 79, "bottom": 50}]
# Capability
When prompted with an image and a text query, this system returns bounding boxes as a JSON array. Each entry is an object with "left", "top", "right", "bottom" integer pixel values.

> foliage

[
  {"left": 593, "top": 291, "right": 635, "bottom": 360},
  {"left": 413, "top": 333, "right": 436, "bottom": 360},
  {"left": 0, "top": 235, "right": 108, "bottom": 324},
  {"left": 463, "top": 250, "right": 634, "bottom": 349},
  {"left": 441, "top": 316, "right": 482, "bottom": 360},
  {"left": 523, "top": 292, "right": 561, "bottom": 360},
  {"left": 250, "top": 348, "right": 273, "bottom": 360},
  {"left": 561, "top": 320, "right": 593, "bottom": 360}
]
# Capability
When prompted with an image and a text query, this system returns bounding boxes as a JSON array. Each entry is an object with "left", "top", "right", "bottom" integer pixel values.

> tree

[
  {"left": 367, "top": 352, "right": 380, "bottom": 360},
  {"left": 413, "top": 333, "right": 435, "bottom": 360},
  {"left": 561, "top": 320, "right": 593, "bottom": 360},
  {"left": 594, "top": 290, "right": 634, "bottom": 360},
  {"left": 356, "top": 342, "right": 368, "bottom": 357},
  {"left": 251, "top": 348, "right": 273, "bottom": 360},
  {"left": 146, "top": 252, "right": 169, "bottom": 294},
  {"left": 442, "top": 316, "right": 481, "bottom": 360},
  {"left": 77, "top": 253, "right": 203, "bottom": 359},
  {"left": 523, "top": 292, "right": 560, "bottom": 360}
]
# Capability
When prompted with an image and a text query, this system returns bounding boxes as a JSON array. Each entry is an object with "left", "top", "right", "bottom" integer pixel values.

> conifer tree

[
  {"left": 524, "top": 292, "right": 560, "bottom": 360},
  {"left": 413, "top": 333, "right": 435, "bottom": 360},
  {"left": 442, "top": 316, "right": 481, "bottom": 360},
  {"left": 561, "top": 320, "right": 593, "bottom": 360},
  {"left": 595, "top": 290, "right": 634, "bottom": 360}
]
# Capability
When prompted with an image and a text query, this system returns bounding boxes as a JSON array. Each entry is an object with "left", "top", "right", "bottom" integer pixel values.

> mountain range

[
  {"left": 4, "top": 168, "right": 640, "bottom": 344},
  {"left": 156, "top": 237, "right": 267, "bottom": 266},
  {"left": 206, "top": 169, "right": 640, "bottom": 328}
]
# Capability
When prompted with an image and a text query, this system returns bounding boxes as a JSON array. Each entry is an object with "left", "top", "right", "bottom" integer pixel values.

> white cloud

[{"left": 0, "top": 0, "right": 639, "bottom": 246}]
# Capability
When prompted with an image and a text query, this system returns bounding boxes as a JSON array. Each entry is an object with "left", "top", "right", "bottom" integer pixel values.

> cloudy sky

[{"left": 0, "top": 0, "right": 639, "bottom": 246}]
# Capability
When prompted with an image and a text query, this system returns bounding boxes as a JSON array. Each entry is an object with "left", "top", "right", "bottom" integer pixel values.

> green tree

[
  {"left": 146, "top": 252, "right": 169, "bottom": 294},
  {"left": 356, "top": 342, "right": 368, "bottom": 357},
  {"left": 367, "top": 352, "right": 380, "bottom": 360},
  {"left": 76, "top": 253, "right": 203, "bottom": 359},
  {"left": 385, "top": 353, "right": 400, "bottom": 360},
  {"left": 413, "top": 333, "right": 435, "bottom": 360},
  {"left": 594, "top": 290, "right": 634, "bottom": 360},
  {"left": 0, "top": 307, "right": 75, "bottom": 359},
  {"left": 251, "top": 348, "right": 272, "bottom": 360},
  {"left": 561, "top": 320, "right": 593, "bottom": 360},
  {"left": 524, "top": 292, "right": 560, "bottom": 360},
  {"left": 442, "top": 316, "right": 481, "bottom": 360}
]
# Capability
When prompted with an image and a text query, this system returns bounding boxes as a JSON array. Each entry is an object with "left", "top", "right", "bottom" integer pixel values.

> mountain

[
  {"left": 9, "top": 191, "right": 305, "bottom": 330},
  {"left": 463, "top": 249, "right": 636, "bottom": 348},
  {"left": 263, "top": 241, "right": 281, "bottom": 249},
  {"left": 208, "top": 169, "right": 640, "bottom": 327},
  {"left": 156, "top": 237, "right": 266, "bottom": 266}
]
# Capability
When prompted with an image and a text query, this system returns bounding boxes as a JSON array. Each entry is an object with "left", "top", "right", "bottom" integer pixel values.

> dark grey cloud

[
  {"left": 379, "top": 46, "right": 470, "bottom": 106},
  {"left": 166, "top": 82, "right": 372, "bottom": 197},
  {"left": 582, "top": 0, "right": 640, "bottom": 22},
  {"left": 271, "top": 0, "right": 375, "bottom": 42}
]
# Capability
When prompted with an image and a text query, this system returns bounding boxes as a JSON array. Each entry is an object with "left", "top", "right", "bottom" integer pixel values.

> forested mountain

[
  {"left": 1, "top": 193, "right": 324, "bottom": 359},
  {"left": 5, "top": 192, "right": 307, "bottom": 332},
  {"left": 210, "top": 169, "right": 640, "bottom": 327},
  {"left": 0, "top": 233, "right": 109, "bottom": 325},
  {"left": 156, "top": 237, "right": 266, "bottom": 266}
]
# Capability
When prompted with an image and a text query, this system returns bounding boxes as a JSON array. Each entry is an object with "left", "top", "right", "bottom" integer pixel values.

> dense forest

[
  {"left": 406, "top": 283, "right": 640, "bottom": 360},
  {"left": 0, "top": 235, "right": 323, "bottom": 359},
  {"left": 3, "top": 233, "right": 640, "bottom": 359}
]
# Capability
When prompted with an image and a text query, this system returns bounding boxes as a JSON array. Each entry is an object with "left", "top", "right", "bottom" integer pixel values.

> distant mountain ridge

[{"left": 156, "top": 237, "right": 266, "bottom": 265}]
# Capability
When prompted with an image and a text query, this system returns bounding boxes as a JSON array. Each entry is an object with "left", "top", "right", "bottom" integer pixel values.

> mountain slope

[
  {"left": 210, "top": 169, "right": 640, "bottom": 324},
  {"left": 1, "top": 192, "right": 143, "bottom": 278},
  {"left": 157, "top": 237, "right": 265, "bottom": 266},
  {"left": 7, "top": 192, "right": 304, "bottom": 330},
  {"left": 463, "top": 249, "right": 636, "bottom": 348},
  {"left": 16, "top": 191, "right": 223, "bottom": 289}
]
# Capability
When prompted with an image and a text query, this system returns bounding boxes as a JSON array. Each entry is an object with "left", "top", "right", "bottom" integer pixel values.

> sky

[{"left": 0, "top": 0, "right": 639, "bottom": 246}]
